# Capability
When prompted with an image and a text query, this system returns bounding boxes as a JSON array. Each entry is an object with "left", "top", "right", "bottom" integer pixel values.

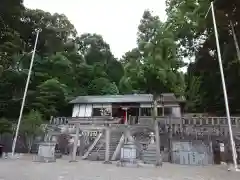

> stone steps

[
  {"left": 88, "top": 132, "right": 122, "bottom": 161},
  {"left": 142, "top": 144, "right": 157, "bottom": 164}
]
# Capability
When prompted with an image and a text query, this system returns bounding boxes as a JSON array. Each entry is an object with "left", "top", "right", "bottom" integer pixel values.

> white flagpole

[
  {"left": 11, "top": 28, "right": 41, "bottom": 156},
  {"left": 229, "top": 20, "right": 240, "bottom": 62},
  {"left": 210, "top": 2, "right": 238, "bottom": 171}
]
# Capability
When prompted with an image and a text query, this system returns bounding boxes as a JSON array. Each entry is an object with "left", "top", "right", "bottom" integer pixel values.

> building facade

[{"left": 69, "top": 94, "right": 183, "bottom": 124}]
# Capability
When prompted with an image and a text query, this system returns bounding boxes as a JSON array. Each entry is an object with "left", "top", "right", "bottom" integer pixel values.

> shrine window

[
  {"left": 141, "top": 108, "right": 152, "bottom": 116},
  {"left": 92, "top": 108, "right": 102, "bottom": 116},
  {"left": 157, "top": 107, "right": 163, "bottom": 116},
  {"left": 163, "top": 107, "right": 172, "bottom": 116},
  {"left": 92, "top": 104, "right": 111, "bottom": 116}
]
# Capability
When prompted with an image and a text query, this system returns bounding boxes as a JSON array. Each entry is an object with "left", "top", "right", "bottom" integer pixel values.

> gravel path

[{"left": 0, "top": 156, "right": 239, "bottom": 180}]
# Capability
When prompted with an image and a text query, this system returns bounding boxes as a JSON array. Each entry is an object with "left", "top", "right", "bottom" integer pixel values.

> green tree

[
  {"left": 105, "top": 59, "right": 124, "bottom": 85},
  {"left": 120, "top": 48, "right": 143, "bottom": 93},
  {"left": 1, "top": 1, "right": 127, "bottom": 120},
  {"left": 31, "top": 79, "right": 67, "bottom": 118},
  {"left": 0, "top": 118, "right": 12, "bottom": 141},
  {"left": 165, "top": 0, "right": 240, "bottom": 114},
  {"left": 20, "top": 110, "right": 43, "bottom": 153},
  {"left": 184, "top": 74, "right": 202, "bottom": 112},
  {"left": 138, "top": 11, "right": 185, "bottom": 95},
  {"left": 120, "top": 10, "right": 186, "bottom": 166},
  {"left": 88, "top": 77, "right": 119, "bottom": 95},
  {"left": 18, "top": 9, "right": 77, "bottom": 55},
  {"left": 138, "top": 11, "right": 185, "bottom": 166}
]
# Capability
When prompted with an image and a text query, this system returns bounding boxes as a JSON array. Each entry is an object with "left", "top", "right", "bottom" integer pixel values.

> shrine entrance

[{"left": 112, "top": 103, "right": 140, "bottom": 125}]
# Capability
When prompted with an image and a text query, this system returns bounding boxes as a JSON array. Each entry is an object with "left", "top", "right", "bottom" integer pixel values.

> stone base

[
  {"left": 155, "top": 161, "right": 163, "bottom": 167},
  {"left": 227, "top": 165, "right": 240, "bottom": 172},
  {"left": 103, "top": 161, "right": 112, "bottom": 164},
  {"left": 55, "top": 153, "right": 62, "bottom": 159},
  {"left": 33, "top": 156, "right": 56, "bottom": 163},
  {"left": 88, "top": 152, "right": 99, "bottom": 161},
  {"left": 116, "top": 160, "right": 140, "bottom": 168},
  {"left": 3, "top": 153, "right": 24, "bottom": 160}
]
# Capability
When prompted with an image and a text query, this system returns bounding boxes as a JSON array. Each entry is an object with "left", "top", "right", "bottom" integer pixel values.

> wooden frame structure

[
  {"left": 69, "top": 94, "right": 183, "bottom": 121},
  {"left": 47, "top": 94, "right": 184, "bottom": 163},
  {"left": 68, "top": 116, "right": 154, "bottom": 162}
]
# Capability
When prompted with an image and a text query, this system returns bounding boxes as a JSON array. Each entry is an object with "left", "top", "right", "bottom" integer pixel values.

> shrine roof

[{"left": 69, "top": 93, "right": 184, "bottom": 104}]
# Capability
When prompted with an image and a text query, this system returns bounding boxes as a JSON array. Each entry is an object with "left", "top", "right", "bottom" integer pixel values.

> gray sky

[{"left": 24, "top": 0, "right": 166, "bottom": 58}]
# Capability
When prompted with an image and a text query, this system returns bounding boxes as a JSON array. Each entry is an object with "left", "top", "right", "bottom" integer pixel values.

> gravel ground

[{"left": 0, "top": 155, "right": 240, "bottom": 180}]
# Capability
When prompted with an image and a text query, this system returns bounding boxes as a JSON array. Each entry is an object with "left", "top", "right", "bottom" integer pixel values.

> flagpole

[
  {"left": 210, "top": 2, "right": 238, "bottom": 171},
  {"left": 11, "top": 28, "right": 41, "bottom": 156},
  {"left": 229, "top": 20, "right": 240, "bottom": 62}
]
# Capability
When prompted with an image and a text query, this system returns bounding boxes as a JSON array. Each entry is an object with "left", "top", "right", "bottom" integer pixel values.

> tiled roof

[{"left": 69, "top": 93, "right": 182, "bottom": 104}]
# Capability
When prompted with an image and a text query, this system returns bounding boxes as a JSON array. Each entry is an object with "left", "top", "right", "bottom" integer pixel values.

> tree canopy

[
  {"left": 1, "top": 0, "right": 240, "bottom": 123},
  {"left": 165, "top": 0, "right": 240, "bottom": 114}
]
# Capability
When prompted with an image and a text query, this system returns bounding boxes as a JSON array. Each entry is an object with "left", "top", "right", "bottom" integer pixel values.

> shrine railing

[{"left": 181, "top": 116, "right": 240, "bottom": 127}]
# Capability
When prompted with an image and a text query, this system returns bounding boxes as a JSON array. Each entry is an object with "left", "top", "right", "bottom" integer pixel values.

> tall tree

[
  {"left": 120, "top": 10, "right": 186, "bottom": 165},
  {"left": 20, "top": 110, "right": 43, "bottom": 153},
  {"left": 166, "top": 0, "right": 240, "bottom": 114},
  {"left": 18, "top": 9, "right": 77, "bottom": 55}
]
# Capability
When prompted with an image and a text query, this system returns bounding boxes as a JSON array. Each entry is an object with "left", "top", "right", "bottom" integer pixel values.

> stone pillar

[
  {"left": 70, "top": 123, "right": 80, "bottom": 162},
  {"left": 104, "top": 127, "right": 111, "bottom": 164}
]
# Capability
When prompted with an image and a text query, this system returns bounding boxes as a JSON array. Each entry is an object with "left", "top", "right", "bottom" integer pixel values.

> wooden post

[
  {"left": 70, "top": 123, "right": 80, "bottom": 162},
  {"left": 122, "top": 107, "right": 128, "bottom": 125},
  {"left": 104, "top": 127, "right": 111, "bottom": 164}
]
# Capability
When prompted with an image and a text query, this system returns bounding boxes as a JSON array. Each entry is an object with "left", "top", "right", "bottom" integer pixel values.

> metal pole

[
  {"left": 11, "top": 29, "right": 41, "bottom": 156},
  {"left": 211, "top": 2, "right": 238, "bottom": 171},
  {"left": 230, "top": 20, "right": 240, "bottom": 62}
]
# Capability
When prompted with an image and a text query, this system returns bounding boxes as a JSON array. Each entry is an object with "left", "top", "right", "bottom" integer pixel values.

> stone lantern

[{"left": 118, "top": 141, "right": 139, "bottom": 167}]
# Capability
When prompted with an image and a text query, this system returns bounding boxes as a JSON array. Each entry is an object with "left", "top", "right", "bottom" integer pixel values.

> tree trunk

[
  {"left": 27, "top": 136, "right": 33, "bottom": 154},
  {"left": 153, "top": 97, "right": 162, "bottom": 166}
]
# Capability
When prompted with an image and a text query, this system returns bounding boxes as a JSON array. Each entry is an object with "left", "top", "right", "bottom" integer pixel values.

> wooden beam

[
  {"left": 111, "top": 134, "right": 125, "bottom": 161},
  {"left": 68, "top": 116, "right": 113, "bottom": 121},
  {"left": 82, "top": 133, "right": 103, "bottom": 159},
  {"left": 68, "top": 119, "right": 119, "bottom": 124}
]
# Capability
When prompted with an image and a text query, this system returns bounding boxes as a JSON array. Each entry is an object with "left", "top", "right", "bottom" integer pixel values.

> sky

[{"left": 24, "top": 0, "right": 167, "bottom": 58}]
